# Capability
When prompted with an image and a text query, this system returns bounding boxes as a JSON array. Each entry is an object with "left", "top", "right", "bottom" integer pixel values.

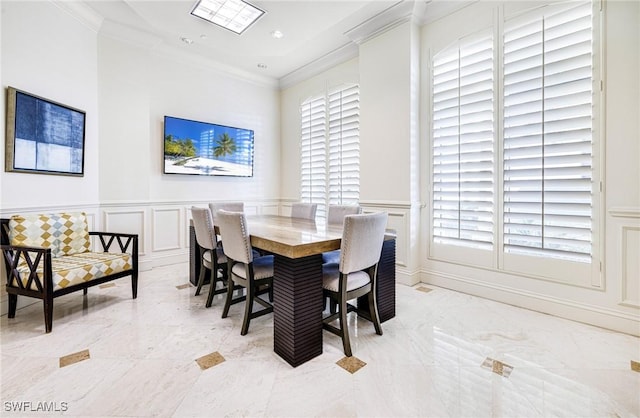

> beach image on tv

[{"left": 164, "top": 116, "right": 254, "bottom": 177}]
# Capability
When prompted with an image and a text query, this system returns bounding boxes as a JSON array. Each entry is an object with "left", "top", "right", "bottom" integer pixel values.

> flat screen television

[{"left": 163, "top": 115, "right": 254, "bottom": 177}]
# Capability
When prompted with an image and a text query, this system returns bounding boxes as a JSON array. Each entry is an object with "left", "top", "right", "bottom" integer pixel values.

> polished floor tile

[{"left": 1, "top": 262, "right": 639, "bottom": 417}]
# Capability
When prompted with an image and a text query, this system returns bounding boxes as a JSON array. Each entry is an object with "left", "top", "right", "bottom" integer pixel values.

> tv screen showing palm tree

[{"left": 163, "top": 115, "right": 254, "bottom": 177}]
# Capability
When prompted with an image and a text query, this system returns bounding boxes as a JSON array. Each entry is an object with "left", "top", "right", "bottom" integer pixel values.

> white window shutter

[
  {"left": 503, "top": 2, "right": 593, "bottom": 263},
  {"left": 301, "top": 85, "right": 360, "bottom": 222},
  {"left": 301, "top": 95, "right": 327, "bottom": 217},
  {"left": 328, "top": 85, "right": 360, "bottom": 207},
  {"left": 432, "top": 33, "right": 495, "bottom": 250}
]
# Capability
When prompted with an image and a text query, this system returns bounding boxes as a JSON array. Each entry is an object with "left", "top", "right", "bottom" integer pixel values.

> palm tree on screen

[{"left": 213, "top": 133, "right": 236, "bottom": 158}]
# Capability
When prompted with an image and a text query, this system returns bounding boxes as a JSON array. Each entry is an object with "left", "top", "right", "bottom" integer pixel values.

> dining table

[{"left": 189, "top": 214, "right": 396, "bottom": 367}]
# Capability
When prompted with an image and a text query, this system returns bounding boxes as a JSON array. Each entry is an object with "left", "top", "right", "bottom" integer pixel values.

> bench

[{"left": 1, "top": 212, "right": 138, "bottom": 333}]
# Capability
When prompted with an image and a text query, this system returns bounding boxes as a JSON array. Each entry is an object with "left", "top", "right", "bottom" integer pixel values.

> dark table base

[{"left": 273, "top": 253, "right": 324, "bottom": 367}]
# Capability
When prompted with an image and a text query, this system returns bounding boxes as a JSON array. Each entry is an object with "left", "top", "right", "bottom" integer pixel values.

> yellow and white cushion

[
  {"left": 9, "top": 212, "right": 90, "bottom": 258},
  {"left": 9, "top": 252, "right": 132, "bottom": 292}
]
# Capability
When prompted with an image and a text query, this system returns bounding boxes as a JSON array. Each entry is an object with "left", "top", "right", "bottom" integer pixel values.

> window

[
  {"left": 432, "top": 32, "right": 494, "bottom": 251},
  {"left": 503, "top": 2, "right": 593, "bottom": 263},
  {"left": 301, "top": 85, "right": 360, "bottom": 221},
  {"left": 430, "top": 1, "right": 600, "bottom": 285}
]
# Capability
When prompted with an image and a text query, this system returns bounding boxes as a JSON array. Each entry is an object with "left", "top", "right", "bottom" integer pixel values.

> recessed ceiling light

[
  {"left": 181, "top": 37, "right": 194, "bottom": 45},
  {"left": 191, "top": 0, "right": 266, "bottom": 35},
  {"left": 257, "top": 63, "right": 267, "bottom": 69},
  {"left": 271, "top": 30, "right": 284, "bottom": 39}
]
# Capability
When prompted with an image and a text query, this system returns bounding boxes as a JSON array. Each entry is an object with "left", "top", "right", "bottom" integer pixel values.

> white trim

[
  {"left": 422, "top": 268, "right": 640, "bottom": 336},
  {"left": 609, "top": 207, "right": 640, "bottom": 218}
]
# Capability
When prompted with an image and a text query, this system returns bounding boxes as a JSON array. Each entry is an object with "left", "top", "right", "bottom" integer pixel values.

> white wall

[{"left": 0, "top": 1, "right": 100, "bottom": 210}]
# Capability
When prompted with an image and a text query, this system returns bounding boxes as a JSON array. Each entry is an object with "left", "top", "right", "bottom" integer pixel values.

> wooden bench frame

[{"left": 1, "top": 218, "right": 139, "bottom": 333}]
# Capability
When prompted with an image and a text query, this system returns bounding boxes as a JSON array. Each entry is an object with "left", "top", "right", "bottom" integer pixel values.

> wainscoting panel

[
  {"left": 361, "top": 202, "right": 410, "bottom": 270},
  {"left": 103, "top": 209, "right": 146, "bottom": 256},
  {"left": 152, "top": 207, "right": 182, "bottom": 252},
  {"left": 610, "top": 208, "right": 640, "bottom": 309}
]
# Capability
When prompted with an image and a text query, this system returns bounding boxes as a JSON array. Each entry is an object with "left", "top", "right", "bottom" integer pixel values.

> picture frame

[{"left": 5, "top": 86, "right": 86, "bottom": 176}]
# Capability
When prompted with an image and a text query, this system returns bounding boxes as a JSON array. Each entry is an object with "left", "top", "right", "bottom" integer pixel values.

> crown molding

[
  {"left": 343, "top": 0, "right": 415, "bottom": 45},
  {"left": 52, "top": 0, "right": 104, "bottom": 32},
  {"left": 278, "top": 42, "right": 359, "bottom": 90},
  {"left": 278, "top": 1, "right": 421, "bottom": 89}
]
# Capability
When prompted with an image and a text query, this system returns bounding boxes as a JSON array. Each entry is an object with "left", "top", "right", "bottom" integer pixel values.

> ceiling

[{"left": 74, "top": 0, "right": 470, "bottom": 86}]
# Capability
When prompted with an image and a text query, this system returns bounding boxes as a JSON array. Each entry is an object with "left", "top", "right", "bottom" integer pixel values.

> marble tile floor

[{"left": 1, "top": 263, "right": 639, "bottom": 417}]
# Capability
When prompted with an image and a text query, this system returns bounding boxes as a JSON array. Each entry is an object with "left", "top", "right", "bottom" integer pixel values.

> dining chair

[
  {"left": 323, "top": 204, "right": 362, "bottom": 265},
  {"left": 322, "top": 211, "right": 388, "bottom": 357},
  {"left": 209, "top": 201, "right": 244, "bottom": 226},
  {"left": 291, "top": 202, "right": 317, "bottom": 220},
  {"left": 190, "top": 207, "right": 229, "bottom": 307},
  {"left": 216, "top": 209, "right": 274, "bottom": 335}
]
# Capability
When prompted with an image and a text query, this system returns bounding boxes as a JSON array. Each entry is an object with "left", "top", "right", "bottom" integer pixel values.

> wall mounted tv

[{"left": 163, "top": 115, "right": 254, "bottom": 177}]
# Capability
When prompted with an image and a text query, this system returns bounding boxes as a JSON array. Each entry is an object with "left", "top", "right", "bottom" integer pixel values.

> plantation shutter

[
  {"left": 432, "top": 33, "right": 495, "bottom": 250},
  {"left": 328, "top": 85, "right": 360, "bottom": 207},
  {"left": 301, "top": 95, "right": 327, "bottom": 215},
  {"left": 503, "top": 2, "right": 593, "bottom": 263}
]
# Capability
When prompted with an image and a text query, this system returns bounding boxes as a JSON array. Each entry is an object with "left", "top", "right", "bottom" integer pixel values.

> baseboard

[
  {"left": 422, "top": 269, "right": 640, "bottom": 337},
  {"left": 147, "top": 253, "right": 188, "bottom": 269},
  {"left": 396, "top": 266, "right": 421, "bottom": 286}
]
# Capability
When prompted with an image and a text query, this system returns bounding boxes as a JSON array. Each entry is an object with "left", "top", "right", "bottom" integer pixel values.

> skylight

[{"left": 191, "top": 0, "right": 265, "bottom": 35}]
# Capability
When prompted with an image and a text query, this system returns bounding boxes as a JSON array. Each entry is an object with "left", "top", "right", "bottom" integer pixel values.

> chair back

[
  {"left": 216, "top": 210, "right": 253, "bottom": 264},
  {"left": 340, "top": 212, "right": 388, "bottom": 274},
  {"left": 291, "top": 202, "right": 317, "bottom": 220},
  {"left": 209, "top": 202, "right": 244, "bottom": 225},
  {"left": 191, "top": 207, "right": 217, "bottom": 251},
  {"left": 327, "top": 205, "right": 362, "bottom": 226}
]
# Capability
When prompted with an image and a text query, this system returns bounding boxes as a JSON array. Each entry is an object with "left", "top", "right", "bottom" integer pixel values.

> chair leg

[
  {"left": 368, "top": 291, "right": 383, "bottom": 336},
  {"left": 222, "top": 276, "right": 234, "bottom": 318},
  {"left": 131, "top": 271, "right": 138, "bottom": 299},
  {"left": 241, "top": 282, "right": 254, "bottom": 336},
  {"left": 8, "top": 294, "right": 17, "bottom": 318},
  {"left": 205, "top": 268, "right": 217, "bottom": 308},
  {"left": 339, "top": 295, "right": 352, "bottom": 357},
  {"left": 195, "top": 265, "right": 206, "bottom": 296},
  {"left": 44, "top": 297, "right": 54, "bottom": 333}
]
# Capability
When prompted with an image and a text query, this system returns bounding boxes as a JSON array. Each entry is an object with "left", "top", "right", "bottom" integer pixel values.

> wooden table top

[{"left": 246, "top": 215, "right": 343, "bottom": 259}]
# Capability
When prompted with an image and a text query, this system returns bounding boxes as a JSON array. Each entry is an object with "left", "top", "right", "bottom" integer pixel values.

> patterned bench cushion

[
  {"left": 10, "top": 252, "right": 132, "bottom": 292},
  {"left": 9, "top": 212, "right": 90, "bottom": 258}
]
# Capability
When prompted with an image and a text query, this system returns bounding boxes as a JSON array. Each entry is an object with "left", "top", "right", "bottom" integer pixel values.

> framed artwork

[{"left": 5, "top": 86, "right": 86, "bottom": 176}]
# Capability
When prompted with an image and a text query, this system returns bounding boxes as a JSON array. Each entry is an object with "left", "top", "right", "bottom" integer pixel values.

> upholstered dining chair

[
  {"left": 322, "top": 211, "right": 388, "bottom": 357},
  {"left": 209, "top": 201, "right": 244, "bottom": 226},
  {"left": 291, "top": 202, "right": 317, "bottom": 220},
  {"left": 191, "top": 207, "right": 229, "bottom": 308},
  {"left": 216, "top": 209, "right": 274, "bottom": 335},
  {"left": 323, "top": 204, "right": 362, "bottom": 265}
]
